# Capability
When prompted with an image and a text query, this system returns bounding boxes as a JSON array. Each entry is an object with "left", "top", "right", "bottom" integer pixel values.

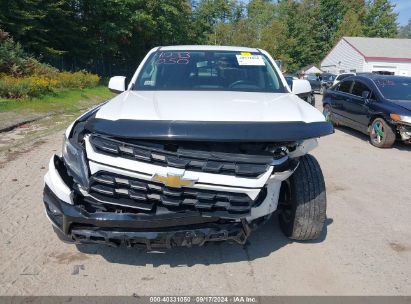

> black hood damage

[
  {"left": 70, "top": 101, "right": 333, "bottom": 142},
  {"left": 82, "top": 117, "right": 334, "bottom": 142}
]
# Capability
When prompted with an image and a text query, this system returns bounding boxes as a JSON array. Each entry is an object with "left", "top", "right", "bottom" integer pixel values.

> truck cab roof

[{"left": 158, "top": 45, "right": 260, "bottom": 52}]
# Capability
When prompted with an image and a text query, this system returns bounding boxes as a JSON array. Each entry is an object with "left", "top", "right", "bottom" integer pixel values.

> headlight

[
  {"left": 62, "top": 135, "right": 89, "bottom": 188},
  {"left": 390, "top": 114, "right": 411, "bottom": 124}
]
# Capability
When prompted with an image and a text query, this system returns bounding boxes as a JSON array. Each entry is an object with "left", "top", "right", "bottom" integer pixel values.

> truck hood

[
  {"left": 95, "top": 91, "right": 325, "bottom": 123},
  {"left": 84, "top": 90, "right": 333, "bottom": 142}
]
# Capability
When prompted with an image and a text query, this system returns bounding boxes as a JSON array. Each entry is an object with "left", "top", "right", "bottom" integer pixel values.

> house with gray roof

[{"left": 321, "top": 37, "right": 411, "bottom": 76}]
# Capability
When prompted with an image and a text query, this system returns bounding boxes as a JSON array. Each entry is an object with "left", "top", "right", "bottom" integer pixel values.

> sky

[{"left": 392, "top": 0, "right": 411, "bottom": 25}]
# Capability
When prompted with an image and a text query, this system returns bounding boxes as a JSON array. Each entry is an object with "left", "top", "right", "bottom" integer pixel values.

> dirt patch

[
  {"left": 389, "top": 242, "right": 410, "bottom": 253},
  {"left": 141, "top": 276, "right": 155, "bottom": 281},
  {"left": 0, "top": 139, "right": 47, "bottom": 168},
  {"left": 326, "top": 182, "right": 347, "bottom": 193},
  {"left": 71, "top": 265, "right": 86, "bottom": 275},
  {"left": 0, "top": 110, "right": 54, "bottom": 133},
  {"left": 49, "top": 252, "right": 90, "bottom": 264}
]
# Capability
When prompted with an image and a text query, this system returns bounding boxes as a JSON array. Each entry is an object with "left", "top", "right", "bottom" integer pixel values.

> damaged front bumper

[
  {"left": 44, "top": 184, "right": 251, "bottom": 248},
  {"left": 44, "top": 154, "right": 296, "bottom": 249},
  {"left": 397, "top": 124, "right": 411, "bottom": 143}
]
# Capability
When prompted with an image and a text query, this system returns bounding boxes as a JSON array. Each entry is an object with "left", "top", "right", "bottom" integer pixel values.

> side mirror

[
  {"left": 108, "top": 76, "right": 126, "bottom": 94},
  {"left": 292, "top": 79, "right": 312, "bottom": 95},
  {"left": 361, "top": 90, "right": 370, "bottom": 101}
]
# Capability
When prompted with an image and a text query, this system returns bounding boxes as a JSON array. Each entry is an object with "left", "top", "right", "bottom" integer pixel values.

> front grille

[
  {"left": 89, "top": 135, "right": 275, "bottom": 177},
  {"left": 87, "top": 171, "right": 265, "bottom": 217}
]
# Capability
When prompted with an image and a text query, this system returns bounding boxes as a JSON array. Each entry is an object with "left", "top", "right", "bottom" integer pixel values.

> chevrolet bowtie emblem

[{"left": 151, "top": 173, "right": 197, "bottom": 188}]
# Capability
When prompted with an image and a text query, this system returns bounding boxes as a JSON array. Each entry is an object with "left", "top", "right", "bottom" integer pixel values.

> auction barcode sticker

[{"left": 236, "top": 55, "right": 265, "bottom": 66}]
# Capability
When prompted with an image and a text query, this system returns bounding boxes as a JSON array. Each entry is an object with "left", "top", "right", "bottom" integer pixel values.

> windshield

[
  {"left": 374, "top": 78, "right": 411, "bottom": 100},
  {"left": 306, "top": 74, "right": 318, "bottom": 81},
  {"left": 284, "top": 76, "right": 293, "bottom": 89},
  {"left": 134, "top": 50, "right": 286, "bottom": 93},
  {"left": 322, "top": 74, "right": 335, "bottom": 81},
  {"left": 337, "top": 74, "right": 354, "bottom": 81}
]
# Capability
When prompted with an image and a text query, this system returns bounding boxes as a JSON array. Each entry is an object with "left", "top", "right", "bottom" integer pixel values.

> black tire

[
  {"left": 369, "top": 117, "right": 396, "bottom": 148},
  {"left": 278, "top": 154, "right": 326, "bottom": 241},
  {"left": 307, "top": 94, "right": 315, "bottom": 106},
  {"left": 319, "top": 86, "right": 324, "bottom": 95}
]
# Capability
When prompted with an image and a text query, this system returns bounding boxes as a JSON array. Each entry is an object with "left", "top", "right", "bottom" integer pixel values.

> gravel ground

[{"left": 0, "top": 95, "right": 410, "bottom": 296}]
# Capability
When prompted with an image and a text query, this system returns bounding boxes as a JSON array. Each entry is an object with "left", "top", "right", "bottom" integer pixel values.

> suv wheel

[
  {"left": 278, "top": 154, "right": 326, "bottom": 241},
  {"left": 306, "top": 94, "right": 315, "bottom": 106},
  {"left": 370, "top": 117, "right": 396, "bottom": 148}
]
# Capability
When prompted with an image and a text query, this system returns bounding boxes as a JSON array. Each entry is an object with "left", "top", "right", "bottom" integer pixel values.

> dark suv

[
  {"left": 323, "top": 75, "right": 411, "bottom": 148},
  {"left": 306, "top": 73, "right": 336, "bottom": 94}
]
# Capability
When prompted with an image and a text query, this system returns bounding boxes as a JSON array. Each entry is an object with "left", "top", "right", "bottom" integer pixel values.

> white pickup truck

[{"left": 43, "top": 46, "right": 333, "bottom": 249}]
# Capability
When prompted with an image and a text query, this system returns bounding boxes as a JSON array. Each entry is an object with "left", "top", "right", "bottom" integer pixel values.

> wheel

[
  {"left": 306, "top": 94, "right": 315, "bottom": 106},
  {"left": 278, "top": 154, "right": 326, "bottom": 241},
  {"left": 369, "top": 117, "right": 396, "bottom": 148},
  {"left": 323, "top": 104, "right": 335, "bottom": 125}
]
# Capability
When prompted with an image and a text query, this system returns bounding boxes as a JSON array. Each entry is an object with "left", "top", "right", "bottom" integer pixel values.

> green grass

[{"left": 0, "top": 86, "right": 114, "bottom": 113}]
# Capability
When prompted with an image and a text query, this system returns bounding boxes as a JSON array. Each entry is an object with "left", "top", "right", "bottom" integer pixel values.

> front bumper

[
  {"left": 44, "top": 184, "right": 252, "bottom": 248},
  {"left": 44, "top": 149, "right": 297, "bottom": 248},
  {"left": 397, "top": 124, "right": 411, "bottom": 143}
]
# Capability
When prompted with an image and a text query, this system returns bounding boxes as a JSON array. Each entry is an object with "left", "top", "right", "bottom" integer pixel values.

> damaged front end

[
  {"left": 43, "top": 107, "right": 332, "bottom": 249},
  {"left": 397, "top": 124, "right": 411, "bottom": 144}
]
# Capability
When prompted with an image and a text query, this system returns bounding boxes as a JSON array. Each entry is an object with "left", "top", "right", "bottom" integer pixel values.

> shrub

[
  {"left": 0, "top": 29, "right": 31, "bottom": 76},
  {"left": 56, "top": 71, "right": 100, "bottom": 89},
  {"left": 0, "top": 29, "right": 101, "bottom": 99},
  {"left": 0, "top": 75, "right": 58, "bottom": 98},
  {"left": 26, "top": 59, "right": 59, "bottom": 77},
  {"left": 0, "top": 72, "right": 100, "bottom": 99},
  {"left": 0, "top": 28, "right": 59, "bottom": 77}
]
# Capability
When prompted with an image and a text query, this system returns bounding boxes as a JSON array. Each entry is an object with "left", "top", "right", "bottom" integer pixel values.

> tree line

[{"left": 1, "top": 0, "right": 408, "bottom": 75}]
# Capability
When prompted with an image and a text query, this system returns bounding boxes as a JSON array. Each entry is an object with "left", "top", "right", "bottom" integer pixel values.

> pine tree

[
  {"left": 334, "top": 9, "right": 364, "bottom": 42},
  {"left": 397, "top": 19, "right": 411, "bottom": 39},
  {"left": 363, "top": 0, "right": 398, "bottom": 37},
  {"left": 316, "top": 0, "right": 365, "bottom": 59}
]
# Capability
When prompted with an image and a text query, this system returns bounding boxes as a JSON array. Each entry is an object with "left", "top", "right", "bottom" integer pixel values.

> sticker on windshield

[
  {"left": 241, "top": 52, "right": 252, "bottom": 56},
  {"left": 155, "top": 52, "right": 190, "bottom": 65},
  {"left": 236, "top": 55, "right": 265, "bottom": 66}
]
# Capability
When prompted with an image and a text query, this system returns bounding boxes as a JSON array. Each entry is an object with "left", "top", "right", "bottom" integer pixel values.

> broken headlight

[
  {"left": 62, "top": 135, "right": 89, "bottom": 188},
  {"left": 390, "top": 114, "right": 411, "bottom": 125}
]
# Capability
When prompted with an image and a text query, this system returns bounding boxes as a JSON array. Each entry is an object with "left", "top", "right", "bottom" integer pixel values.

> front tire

[
  {"left": 369, "top": 117, "right": 396, "bottom": 148},
  {"left": 307, "top": 94, "right": 315, "bottom": 106},
  {"left": 278, "top": 154, "right": 326, "bottom": 241}
]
